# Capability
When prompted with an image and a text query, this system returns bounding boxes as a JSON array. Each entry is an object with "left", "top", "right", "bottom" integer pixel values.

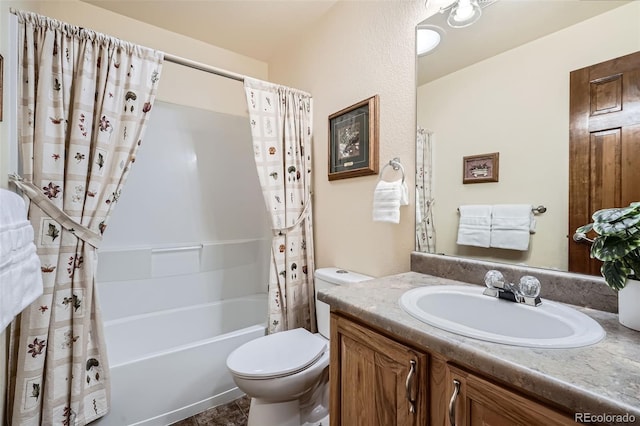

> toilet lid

[{"left": 227, "top": 328, "right": 327, "bottom": 379}]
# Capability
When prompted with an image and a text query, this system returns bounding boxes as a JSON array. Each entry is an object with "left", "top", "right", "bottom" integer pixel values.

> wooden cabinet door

[
  {"left": 446, "top": 365, "right": 576, "bottom": 426},
  {"left": 330, "top": 313, "right": 429, "bottom": 426}
]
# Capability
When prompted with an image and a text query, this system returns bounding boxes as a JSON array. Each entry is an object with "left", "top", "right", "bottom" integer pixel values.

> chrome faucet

[{"left": 483, "top": 270, "right": 542, "bottom": 307}]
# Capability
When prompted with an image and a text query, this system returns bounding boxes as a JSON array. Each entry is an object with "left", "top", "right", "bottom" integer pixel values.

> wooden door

[
  {"left": 446, "top": 364, "right": 575, "bottom": 426},
  {"left": 330, "top": 313, "right": 428, "bottom": 426},
  {"left": 569, "top": 51, "right": 640, "bottom": 276}
]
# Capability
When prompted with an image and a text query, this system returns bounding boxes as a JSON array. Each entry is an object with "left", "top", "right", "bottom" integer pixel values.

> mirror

[{"left": 415, "top": 0, "right": 639, "bottom": 271}]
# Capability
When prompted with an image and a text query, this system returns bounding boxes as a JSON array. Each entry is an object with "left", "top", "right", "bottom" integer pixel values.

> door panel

[{"left": 569, "top": 50, "right": 640, "bottom": 275}]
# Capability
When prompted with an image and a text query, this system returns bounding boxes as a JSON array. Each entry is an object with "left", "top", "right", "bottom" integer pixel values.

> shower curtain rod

[{"left": 163, "top": 53, "right": 245, "bottom": 82}]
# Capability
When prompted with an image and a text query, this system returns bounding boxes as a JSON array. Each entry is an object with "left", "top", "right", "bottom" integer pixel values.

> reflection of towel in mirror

[
  {"left": 373, "top": 179, "right": 409, "bottom": 224},
  {"left": 456, "top": 205, "right": 492, "bottom": 248},
  {"left": 0, "top": 189, "right": 43, "bottom": 332},
  {"left": 490, "top": 204, "right": 535, "bottom": 251}
]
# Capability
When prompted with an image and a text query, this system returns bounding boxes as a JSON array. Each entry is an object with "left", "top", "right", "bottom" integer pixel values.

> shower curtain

[
  {"left": 8, "top": 10, "right": 162, "bottom": 425},
  {"left": 244, "top": 78, "right": 316, "bottom": 333},
  {"left": 416, "top": 127, "right": 435, "bottom": 253}
]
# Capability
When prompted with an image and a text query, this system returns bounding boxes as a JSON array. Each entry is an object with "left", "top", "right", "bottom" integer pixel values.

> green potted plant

[{"left": 575, "top": 201, "right": 640, "bottom": 331}]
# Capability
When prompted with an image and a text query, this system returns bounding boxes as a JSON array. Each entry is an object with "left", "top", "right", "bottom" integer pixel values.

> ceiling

[
  {"left": 418, "top": 0, "right": 632, "bottom": 86},
  {"left": 82, "top": 0, "right": 631, "bottom": 80},
  {"left": 82, "top": 0, "right": 340, "bottom": 62}
]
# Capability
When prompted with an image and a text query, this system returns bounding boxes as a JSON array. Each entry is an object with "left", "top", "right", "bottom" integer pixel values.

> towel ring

[{"left": 379, "top": 157, "right": 405, "bottom": 184}]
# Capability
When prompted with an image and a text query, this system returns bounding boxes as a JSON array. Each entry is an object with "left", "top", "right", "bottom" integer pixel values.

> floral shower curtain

[
  {"left": 7, "top": 10, "right": 162, "bottom": 425},
  {"left": 416, "top": 127, "right": 435, "bottom": 253},
  {"left": 244, "top": 77, "right": 316, "bottom": 334}
]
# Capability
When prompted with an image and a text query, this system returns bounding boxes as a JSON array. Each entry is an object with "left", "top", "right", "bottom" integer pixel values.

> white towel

[
  {"left": 490, "top": 204, "right": 535, "bottom": 251},
  {"left": 373, "top": 179, "right": 409, "bottom": 224},
  {"left": 0, "top": 189, "right": 43, "bottom": 332},
  {"left": 456, "top": 205, "right": 492, "bottom": 248}
]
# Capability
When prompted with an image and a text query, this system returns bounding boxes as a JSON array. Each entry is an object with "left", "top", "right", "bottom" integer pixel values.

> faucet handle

[
  {"left": 484, "top": 270, "right": 505, "bottom": 289},
  {"left": 518, "top": 275, "right": 541, "bottom": 298}
]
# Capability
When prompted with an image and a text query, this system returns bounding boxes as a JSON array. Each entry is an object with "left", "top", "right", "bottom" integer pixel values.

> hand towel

[
  {"left": 456, "top": 205, "right": 492, "bottom": 248},
  {"left": 0, "top": 189, "right": 43, "bottom": 332},
  {"left": 373, "top": 179, "right": 408, "bottom": 224},
  {"left": 490, "top": 204, "right": 534, "bottom": 251}
]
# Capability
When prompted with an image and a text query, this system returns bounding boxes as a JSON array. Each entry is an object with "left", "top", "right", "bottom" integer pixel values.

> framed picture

[
  {"left": 463, "top": 152, "right": 499, "bottom": 184},
  {"left": 328, "top": 95, "right": 379, "bottom": 181}
]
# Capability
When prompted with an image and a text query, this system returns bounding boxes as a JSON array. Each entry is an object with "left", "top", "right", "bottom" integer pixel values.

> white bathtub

[{"left": 94, "top": 294, "right": 267, "bottom": 426}]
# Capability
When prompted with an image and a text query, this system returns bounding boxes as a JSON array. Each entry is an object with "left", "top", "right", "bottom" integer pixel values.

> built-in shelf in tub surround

[
  {"left": 411, "top": 251, "right": 617, "bottom": 313},
  {"left": 317, "top": 272, "right": 640, "bottom": 420}
]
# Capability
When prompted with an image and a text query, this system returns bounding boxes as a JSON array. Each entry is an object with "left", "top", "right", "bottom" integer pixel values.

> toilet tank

[{"left": 315, "top": 267, "right": 373, "bottom": 339}]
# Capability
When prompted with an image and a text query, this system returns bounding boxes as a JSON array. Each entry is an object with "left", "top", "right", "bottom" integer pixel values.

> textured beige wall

[
  {"left": 417, "top": 1, "right": 640, "bottom": 271},
  {"left": 269, "top": 1, "right": 431, "bottom": 278}
]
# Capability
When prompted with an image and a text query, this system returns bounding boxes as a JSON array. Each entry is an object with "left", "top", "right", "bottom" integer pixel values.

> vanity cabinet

[
  {"left": 330, "top": 312, "right": 576, "bottom": 426},
  {"left": 330, "top": 313, "right": 429, "bottom": 426},
  {"left": 445, "top": 364, "right": 576, "bottom": 426}
]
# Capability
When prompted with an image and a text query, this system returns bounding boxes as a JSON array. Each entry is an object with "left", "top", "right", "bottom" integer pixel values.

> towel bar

[{"left": 456, "top": 205, "right": 547, "bottom": 214}]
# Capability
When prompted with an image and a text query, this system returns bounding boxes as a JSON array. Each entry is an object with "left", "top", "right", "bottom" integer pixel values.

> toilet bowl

[{"left": 226, "top": 267, "right": 372, "bottom": 426}]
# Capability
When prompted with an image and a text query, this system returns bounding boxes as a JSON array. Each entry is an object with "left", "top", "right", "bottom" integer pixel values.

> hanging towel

[
  {"left": 373, "top": 179, "right": 409, "bottom": 224},
  {"left": 490, "top": 204, "right": 535, "bottom": 251},
  {"left": 0, "top": 189, "right": 43, "bottom": 332},
  {"left": 456, "top": 205, "right": 492, "bottom": 248}
]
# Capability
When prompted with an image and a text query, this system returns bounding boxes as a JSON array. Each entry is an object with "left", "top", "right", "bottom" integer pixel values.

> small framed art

[
  {"left": 328, "top": 95, "right": 379, "bottom": 181},
  {"left": 463, "top": 152, "right": 499, "bottom": 184}
]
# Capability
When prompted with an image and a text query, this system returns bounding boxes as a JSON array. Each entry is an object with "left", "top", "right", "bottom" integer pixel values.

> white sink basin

[{"left": 399, "top": 285, "right": 605, "bottom": 348}]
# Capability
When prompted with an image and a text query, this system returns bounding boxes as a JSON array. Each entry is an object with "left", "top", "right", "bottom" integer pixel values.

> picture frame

[
  {"left": 328, "top": 95, "right": 379, "bottom": 181},
  {"left": 463, "top": 152, "right": 499, "bottom": 184}
]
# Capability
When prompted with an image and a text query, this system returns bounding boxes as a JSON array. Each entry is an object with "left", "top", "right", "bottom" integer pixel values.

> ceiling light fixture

[
  {"left": 446, "top": 0, "right": 482, "bottom": 28},
  {"left": 416, "top": 25, "right": 444, "bottom": 56}
]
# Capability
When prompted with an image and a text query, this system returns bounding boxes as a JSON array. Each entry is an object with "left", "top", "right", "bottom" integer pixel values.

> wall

[
  {"left": 269, "top": 1, "right": 433, "bottom": 277},
  {"left": 0, "top": 2, "right": 270, "bottom": 424},
  {"left": 417, "top": 1, "right": 640, "bottom": 271}
]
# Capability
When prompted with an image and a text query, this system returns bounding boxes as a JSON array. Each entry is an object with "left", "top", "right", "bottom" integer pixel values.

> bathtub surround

[
  {"left": 92, "top": 100, "right": 270, "bottom": 424},
  {"left": 244, "top": 78, "right": 316, "bottom": 334},
  {"left": 7, "top": 10, "right": 162, "bottom": 425}
]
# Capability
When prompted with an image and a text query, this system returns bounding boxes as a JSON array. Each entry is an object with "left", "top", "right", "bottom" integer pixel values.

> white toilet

[{"left": 226, "top": 267, "right": 372, "bottom": 426}]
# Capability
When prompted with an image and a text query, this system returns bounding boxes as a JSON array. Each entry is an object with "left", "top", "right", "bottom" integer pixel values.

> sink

[{"left": 399, "top": 285, "right": 605, "bottom": 348}]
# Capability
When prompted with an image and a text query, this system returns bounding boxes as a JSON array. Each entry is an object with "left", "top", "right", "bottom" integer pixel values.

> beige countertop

[{"left": 318, "top": 271, "right": 640, "bottom": 421}]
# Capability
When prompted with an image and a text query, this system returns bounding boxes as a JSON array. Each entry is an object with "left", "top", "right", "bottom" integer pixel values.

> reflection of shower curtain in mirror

[{"left": 416, "top": 128, "right": 435, "bottom": 253}]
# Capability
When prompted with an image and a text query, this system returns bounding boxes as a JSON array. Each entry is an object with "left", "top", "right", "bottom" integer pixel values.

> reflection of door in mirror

[{"left": 569, "top": 51, "right": 640, "bottom": 276}]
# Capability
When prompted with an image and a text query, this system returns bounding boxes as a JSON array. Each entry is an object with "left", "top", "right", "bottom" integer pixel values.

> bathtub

[{"left": 94, "top": 294, "right": 267, "bottom": 426}]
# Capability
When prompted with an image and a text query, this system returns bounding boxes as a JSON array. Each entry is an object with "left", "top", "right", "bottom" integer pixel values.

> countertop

[{"left": 318, "top": 272, "right": 640, "bottom": 420}]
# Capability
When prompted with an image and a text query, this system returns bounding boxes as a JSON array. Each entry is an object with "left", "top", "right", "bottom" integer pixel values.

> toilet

[{"left": 226, "top": 267, "right": 372, "bottom": 426}]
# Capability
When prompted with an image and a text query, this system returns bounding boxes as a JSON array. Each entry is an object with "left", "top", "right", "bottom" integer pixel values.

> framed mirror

[{"left": 415, "top": 0, "right": 639, "bottom": 272}]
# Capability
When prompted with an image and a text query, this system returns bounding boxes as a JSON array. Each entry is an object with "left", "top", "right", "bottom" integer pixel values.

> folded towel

[
  {"left": 373, "top": 179, "right": 408, "bottom": 224},
  {"left": 490, "top": 204, "right": 534, "bottom": 251},
  {"left": 0, "top": 189, "right": 43, "bottom": 332},
  {"left": 456, "top": 205, "right": 492, "bottom": 248}
]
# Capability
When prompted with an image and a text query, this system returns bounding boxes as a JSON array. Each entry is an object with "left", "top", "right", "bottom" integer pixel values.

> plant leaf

[
  {"left": 592, "top": 205, "right": 639, "bottom": 223},
  {"left": 601, "top": 260, "right": 631, "bottom": 291},
  {"left": 591, "top": 236, "right": 640, "bottom": 261},
  {"left": 575, "top": 223, "right": 593, "bottom": 234},
  {"left": 593, "top": 215, "right": 640, "bottom": 237}
]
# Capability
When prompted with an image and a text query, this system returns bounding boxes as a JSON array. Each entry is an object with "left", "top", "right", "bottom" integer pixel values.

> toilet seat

[{"left": 227, "top": 328, "right": 327, "bottom": 380}]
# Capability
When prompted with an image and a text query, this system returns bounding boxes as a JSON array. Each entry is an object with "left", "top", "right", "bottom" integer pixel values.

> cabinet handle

[
  {"left": 405, "top": 359, "right": 417, "bottom": 414},
  {"left": 448, "top": 379, "right": 461, "bottom": 426}
]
